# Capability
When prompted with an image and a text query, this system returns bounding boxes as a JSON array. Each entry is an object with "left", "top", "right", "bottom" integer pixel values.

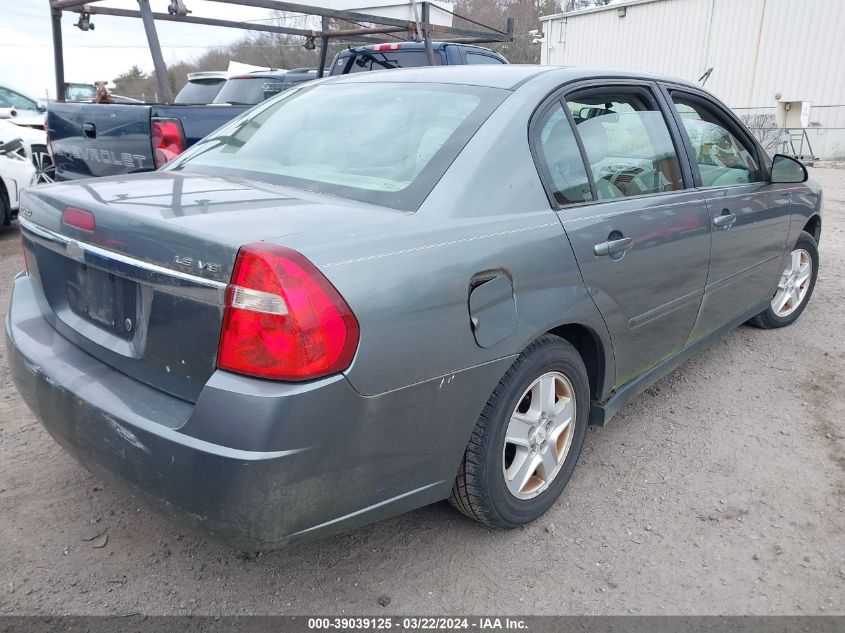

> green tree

[
  {"left": 112, "top": 65, "right": 147, "bottom": 94},
  {"left": 451, "top": 0, "right": 560, "bottom": 64},
  {"left": 563, "top": 0, "right": 613, "bottom": 11}
]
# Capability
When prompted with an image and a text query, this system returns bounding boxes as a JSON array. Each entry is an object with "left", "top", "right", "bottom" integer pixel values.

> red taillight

[
  {"left": 151, "top": 118, "right": 186, "bottom": 168},
  {"left": 372, "top": 43, "right": 402, "bottom": 51},
  {"left": 217, "top": 243, "right": 359, "bottom": 381},
  {"left": 62, "top": 206, "right": 96, "bottom": 232}
]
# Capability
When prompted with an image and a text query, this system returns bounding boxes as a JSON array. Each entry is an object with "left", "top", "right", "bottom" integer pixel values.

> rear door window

[
  {"left": 669, "top": 93, "right": 763, "bottom": 187},
  {"left": 213, "top": 77, "right": 286, "bottom": 105},
  {"left": 0, "top": 87, "right": 38, "bottom": 110},
  {"left": 282, "top": 73, "right": 317, "bottom": 89},
  {"left": 175, "top": 79, "right": 226, "bottom": 104},
  {"left": 566, "top": 88, "right": 685, "bottom": 199},
  {"left": 465, "top": 53, "right": 504, "bottom": 64}
]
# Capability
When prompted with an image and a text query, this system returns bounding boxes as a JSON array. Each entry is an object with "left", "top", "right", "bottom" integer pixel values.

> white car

[
  {"left": 0, "top": 85, "right": 54, "bottom": 185},
  {"left": 0, "top": 133, "right": 37, "bottom": 227},
  {"left": 0, "top": 84, "right": 46, "bottom": 126},
  {"left": 0, "top": 118, "right": 52, "bottom": 186}
]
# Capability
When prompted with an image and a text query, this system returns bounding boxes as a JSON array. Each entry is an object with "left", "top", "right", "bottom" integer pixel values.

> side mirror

[{"left": 771, "top": 154, "right": 808, "bottom": 184}]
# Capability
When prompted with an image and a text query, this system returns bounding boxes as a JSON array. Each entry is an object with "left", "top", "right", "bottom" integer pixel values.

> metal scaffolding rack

[{"left": 48, "top": 0, "right": 514, "bottom": 102}]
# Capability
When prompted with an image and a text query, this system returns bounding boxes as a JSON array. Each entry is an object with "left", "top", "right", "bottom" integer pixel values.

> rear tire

[
  {"left": 748, "top": 230, "right": 818, "bottom": 329},
  {"left": 1, "top": 188, "right": 10, "bottom": 228},
  {"left": 449, "top": 335, "right": 589, "bottom": 528}
]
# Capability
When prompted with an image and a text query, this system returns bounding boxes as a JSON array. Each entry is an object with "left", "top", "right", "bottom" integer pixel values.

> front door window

[{"left": 671, "top": 95, "right": 763, "bottom": 187}]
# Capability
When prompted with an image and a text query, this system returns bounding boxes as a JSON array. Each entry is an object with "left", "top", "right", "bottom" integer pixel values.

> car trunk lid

[{"left": 19, "top": 171, "right": 400, "bottom": 402}]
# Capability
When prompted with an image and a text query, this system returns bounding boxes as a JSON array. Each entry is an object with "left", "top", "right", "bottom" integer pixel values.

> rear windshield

[
  {"left": 213, "top": 76, "right": 286, "bottom": 105},
  {"left": 331, "top": 50, "right": 442, "bottom": 75},
  {"left": 170, "top": 82, "right": 506, "bottom": 210},
  {"left": 175, "top": 79, "right": 226, "bottom": 104},
  {"left": 284, "top": 73, "right": 317, "bottom": 86},
  {"left": 64, "top": 84, "right": 95, "bottom": 102}
]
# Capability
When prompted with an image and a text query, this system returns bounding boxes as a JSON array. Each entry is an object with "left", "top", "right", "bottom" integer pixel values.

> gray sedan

[{"left": 7, "top": 66, "right": 821, "bottom": 549}]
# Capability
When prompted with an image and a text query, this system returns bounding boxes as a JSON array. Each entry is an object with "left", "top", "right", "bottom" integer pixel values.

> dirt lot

[{"left": 0, "top": 167, "right": 843, "bottom": 616}]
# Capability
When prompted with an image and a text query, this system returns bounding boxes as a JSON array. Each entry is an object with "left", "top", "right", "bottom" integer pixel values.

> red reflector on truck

[
  {"left": 62, "top": 207, "right": 96, "bottom": 232},
  {"left": 217, "top": 243, "right": 359, "bottom": 381},
  {"left": 152, "top": 118, "right": 186, "bottom": 168}
]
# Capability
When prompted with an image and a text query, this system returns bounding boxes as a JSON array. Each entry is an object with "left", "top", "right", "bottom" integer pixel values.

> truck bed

[{"left": 48, "top": 102, "right": 249, "bottom": 181}]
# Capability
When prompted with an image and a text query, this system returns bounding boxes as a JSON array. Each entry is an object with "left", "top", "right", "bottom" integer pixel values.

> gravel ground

[{"left": 0, "top": 167, "right": 843, "bottom": 616}]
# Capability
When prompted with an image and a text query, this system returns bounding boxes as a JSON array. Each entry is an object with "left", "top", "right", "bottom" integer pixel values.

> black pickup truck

[{"left": 47, "top": 43, "right": 508, "bottom": 181}]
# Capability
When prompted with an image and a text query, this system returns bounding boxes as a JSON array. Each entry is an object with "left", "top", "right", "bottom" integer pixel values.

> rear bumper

[{"left": 6, "top": 273, "right": 512, "bottom": 549}]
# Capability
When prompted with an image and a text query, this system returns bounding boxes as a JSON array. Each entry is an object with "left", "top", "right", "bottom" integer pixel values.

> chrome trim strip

[
  {"left": 18, "top": 216, "right": 66, "bottom": 244},
  {"left": 19, "top": 217, "right": 228, "bottom": 305},
  {"left": 628, "top": 288, "right": 703, "bottom": 329}
]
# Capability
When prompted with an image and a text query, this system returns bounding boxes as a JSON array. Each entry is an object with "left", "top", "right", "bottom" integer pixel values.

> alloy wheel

[
  {"left": 503, "top": 371, "right": 576, "bottom": 499},
  {"left": 772, "top": 248, "right": 812, "bottom": 318},
  {"left": 31, "top": 147, "right": 55, "bottom": 184}
]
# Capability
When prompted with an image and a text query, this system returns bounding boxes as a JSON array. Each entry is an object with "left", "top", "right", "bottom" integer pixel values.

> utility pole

[
  {"left": 422, "top": 2, "right": 434, "bottom": 65},
  {"left": 50, "top": 3, "right": 65, "bottom": 101},
  {"left": 137, "top": 0, "right": 173, "bottom": 103},
  {"left": 318, "top": 16, "right": 329, "bottom": 77}
]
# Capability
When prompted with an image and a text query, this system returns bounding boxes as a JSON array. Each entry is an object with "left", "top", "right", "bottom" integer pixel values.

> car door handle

[
  {"left": 593, "top": 236, "right": 634, "bottom": 257},
  {"left": 713, "top": 210, "right": 736, "bottom": 229},
  {"left": 82, "top": 123, "right": 96, "bottom": 139}
]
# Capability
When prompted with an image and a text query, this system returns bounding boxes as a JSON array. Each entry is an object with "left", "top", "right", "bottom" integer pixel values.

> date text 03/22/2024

[{"left": 307, "top": 617, "right": 528, "bottom": 630}]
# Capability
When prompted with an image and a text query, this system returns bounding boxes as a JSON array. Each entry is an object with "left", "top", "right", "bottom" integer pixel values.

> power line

[{"left": 0, "top": 43, "right": 234, "bottom": 49}]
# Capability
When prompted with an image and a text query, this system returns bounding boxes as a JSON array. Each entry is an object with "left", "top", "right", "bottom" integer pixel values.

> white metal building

[{"left": 539, "top": 0, "right": 845, "bottom": 159}]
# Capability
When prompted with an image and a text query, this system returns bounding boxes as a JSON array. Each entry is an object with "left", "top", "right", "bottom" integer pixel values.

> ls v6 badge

[{"left": 173, "top": 255, "right": 221, "bottom": 274}]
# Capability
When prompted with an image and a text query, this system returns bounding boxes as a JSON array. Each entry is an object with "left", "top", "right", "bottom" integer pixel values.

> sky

[{"left": 1, "top": 1, "right": 278, "bottom": 100}]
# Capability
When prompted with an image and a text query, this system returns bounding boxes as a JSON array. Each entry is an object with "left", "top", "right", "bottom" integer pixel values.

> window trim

[
  {"left": 528, "top": 98, "right": 597, "bottom": 207},
  {"left": 563, "top": 98, "right": 599, "bottom": 200},
  {"left": 661, "top": 84, "right": 770, "bottom": 189}
]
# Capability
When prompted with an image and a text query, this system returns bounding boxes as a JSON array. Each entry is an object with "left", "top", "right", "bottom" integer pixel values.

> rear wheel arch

[
  {"left": 546, "top": 323, "right": 607, "bottom": 403},
  {"left": 802, "top": 214, "right": 821, "bottom": 244},
  {"left": 0, "top": 179, "right": 10, "bottom": 226},
  {"left": 450, "top": 333, "right": 590, "bottom": 527}
]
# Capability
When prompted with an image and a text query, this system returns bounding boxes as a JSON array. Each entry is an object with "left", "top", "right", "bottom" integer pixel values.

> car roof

[
  {"left": 186, "top": 71, "right": 229, "bottom": 82},
  {"left": 231, "top": 71, "right": 287, "bottom": 79},
  {"left": 325, "top": 64, "right": 704, "bottom": 91},
  {"left": 233, "top": 69, "right": 318, "bottom": 79},
  {"left": 328, "top": 65, "right": 549, "bottom": 89}
]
